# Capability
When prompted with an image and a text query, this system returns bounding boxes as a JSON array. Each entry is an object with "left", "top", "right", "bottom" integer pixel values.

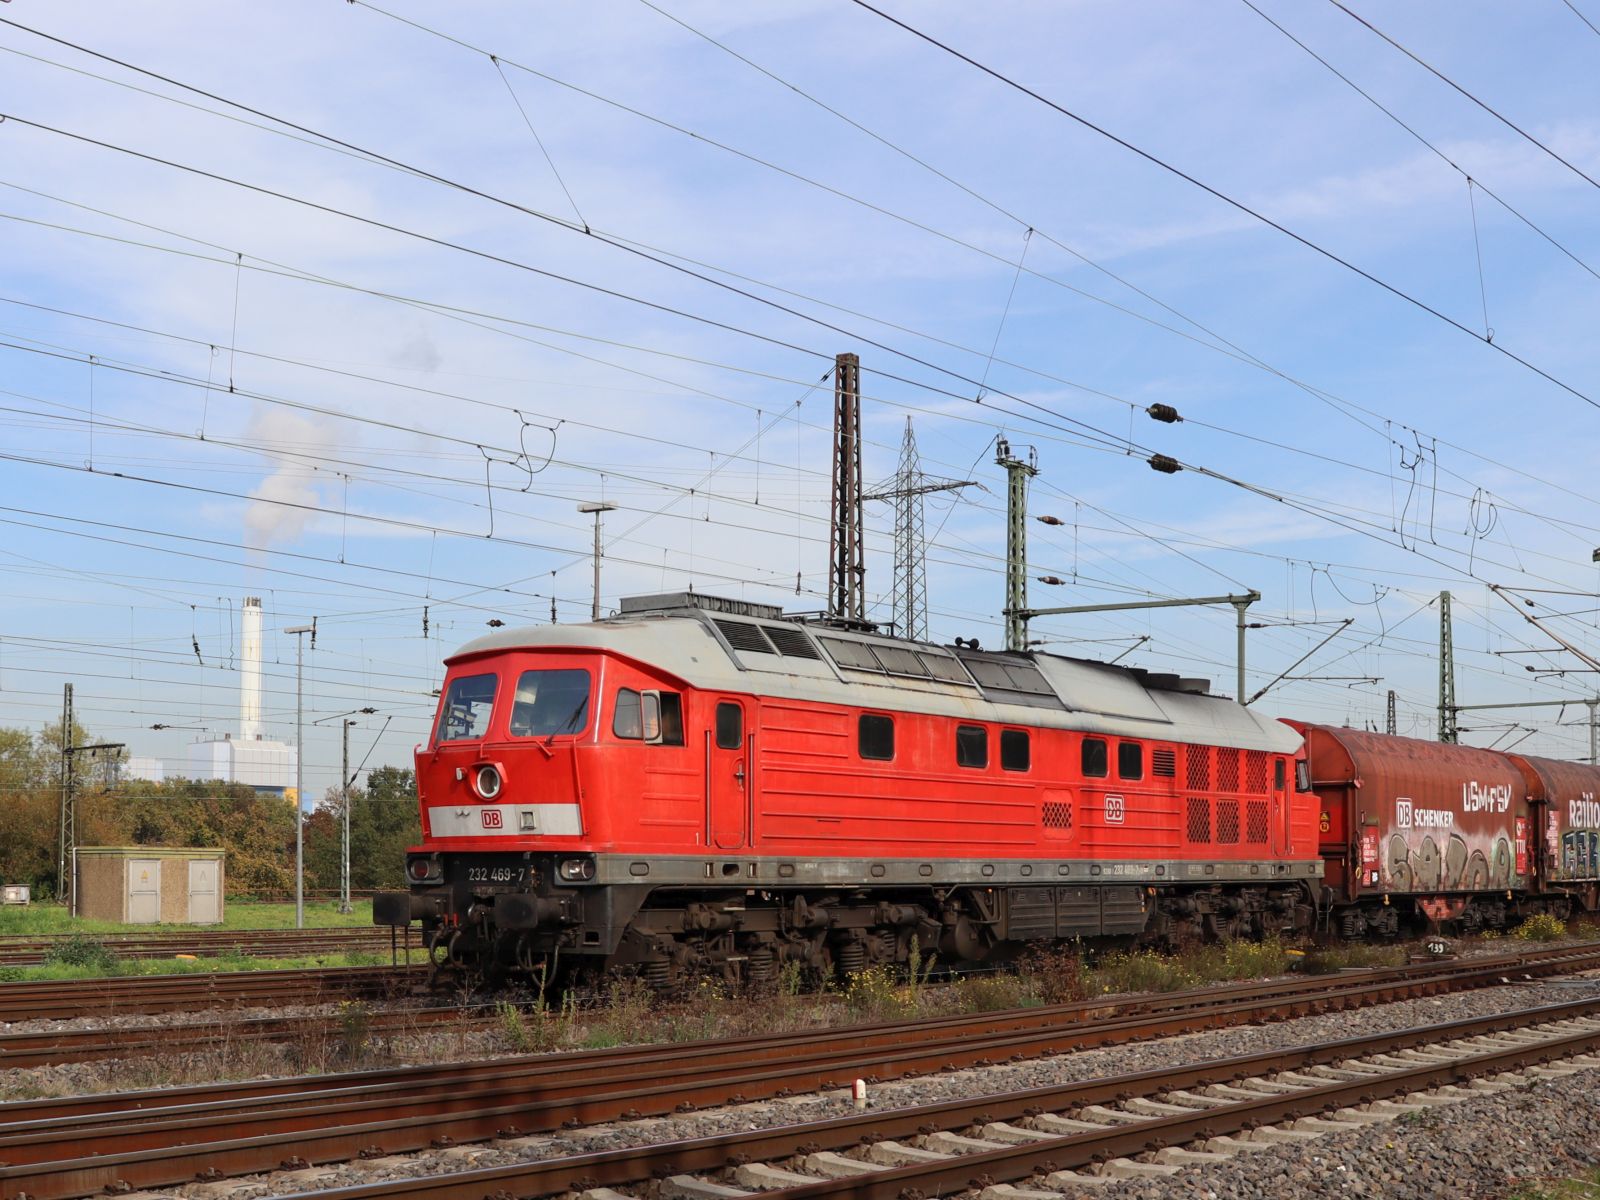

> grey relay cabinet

[{"left": 72, "top": 847, "right": 225, "bottom": 924}]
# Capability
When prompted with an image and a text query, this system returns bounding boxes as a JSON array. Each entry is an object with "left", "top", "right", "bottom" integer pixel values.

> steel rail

[
  {"left": 4, "top": 945, "right": 1600, "bottom": 1197},
  {"left": 24, "top": 997, "right": 1600, "bottom": 1200},
  {"left": 0, "top": 1005, "right": 489, "bottom": 1069}
]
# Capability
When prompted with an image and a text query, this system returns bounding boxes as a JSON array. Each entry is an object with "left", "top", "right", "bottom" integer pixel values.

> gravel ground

[
  {"left": 149, "top": 973, "right": 1600, "bottom": 1200},
  {"left": 1071, "top": 1068, "right": 1600, "bottom": 1200}
]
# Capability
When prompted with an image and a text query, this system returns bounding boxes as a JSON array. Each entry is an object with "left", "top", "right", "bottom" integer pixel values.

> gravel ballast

[{"left": 140, "top": 974, "right": 1600, "bottom": 1200}]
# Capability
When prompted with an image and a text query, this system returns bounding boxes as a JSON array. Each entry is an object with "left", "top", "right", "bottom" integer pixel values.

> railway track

[
  {"left": 4, "top": 941, "right": 1600, "bottom": 1198},
  {"left": 0, "top": 926, "right": 403, "bottom": 966},
  {"left": 0, "top": 1004, "right": 491, "bottom": 1070},
  {"left": 0, "top": 936, "right": 1592, "bottom": 1071},
  {"left": 273, "top": 996, "right": 1600, "bottom": 1200},
  {"left": 0, "top": 963, "right": 421, "bottom": 1022}
]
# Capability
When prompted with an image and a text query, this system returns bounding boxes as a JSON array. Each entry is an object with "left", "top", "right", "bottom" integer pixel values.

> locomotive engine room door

[{"left": 707, "top": 699, "right": 749, "bottom": 849}]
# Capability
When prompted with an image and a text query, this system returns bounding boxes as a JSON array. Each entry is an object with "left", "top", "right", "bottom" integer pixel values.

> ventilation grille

[
  {"left": 1186, "top": 796, "right": 1210, "bottom": 843},
  {"left": 1246, "top": 799, "right": 1268, "bottom": 844},
  {"left": 1217, "top": 748, "right": 1240, "bottom": 793},
  {"left": 1042, "top": 800, "right": 1074, "bottom": 831},
  {"left": 1152, "top": 748, "right": 1177, "bottom": 778},
  {"left": 1186, "top": 746, "right": 1210, "bottom": 792},
  {"left": 1216, "top": 799, "right": 1240, "bottom": 845},
  {"left": 1246, "top": 750, "right": 1269, "bottom": 793},
  {"left": 764, "top": 625, "right": 822, "bottom": 659},
  {"left": 713, "top": 619, "right": 777, "bottom": 654}
]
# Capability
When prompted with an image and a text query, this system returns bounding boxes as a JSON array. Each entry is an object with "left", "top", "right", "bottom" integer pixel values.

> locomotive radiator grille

[
  {"left": 1217, "top": 799, "right": 1241, "bottom": 844},
  {"left": 1246, "top": 799, "right": 1269, "bottom": 844}
]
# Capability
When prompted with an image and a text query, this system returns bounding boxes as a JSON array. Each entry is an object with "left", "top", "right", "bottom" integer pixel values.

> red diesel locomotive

[{"left": 374, "top": 592, "right": 1600, "bottom": 983}]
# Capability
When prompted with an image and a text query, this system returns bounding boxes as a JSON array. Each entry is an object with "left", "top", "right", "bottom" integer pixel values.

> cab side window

[
  {"left": 1118, "top": 742, "right": 1143, "bottom": 780},
  {"left": 613, "top": 689, "right": 643, "bottom": 739},
  {"left": 617, "top": 688, "right": 685, "bottom": 745},
  {"left": 1001, "top": 729, "right": 1030, "bottom": 772},
  {"left": 956, "top": 725, "right": 987, "bottom": 768},
  {"left": 1082, "top": 737, "right": 1108, "bottom": 778},
  {"left": 715, "top": 702, "right": 743, "bottom": 750},
  {"left": 859, "top": 713, "right": 895, "bottom": 761}
]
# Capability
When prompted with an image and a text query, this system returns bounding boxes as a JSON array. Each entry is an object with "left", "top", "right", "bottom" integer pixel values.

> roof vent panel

[{"left": 713, "top": 619, "right": 777, "bottom": 655}]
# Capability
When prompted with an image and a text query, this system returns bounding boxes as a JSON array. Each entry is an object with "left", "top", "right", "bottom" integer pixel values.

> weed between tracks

[{"left": 0, "top": 945, "right": 394, "bottom": 983}]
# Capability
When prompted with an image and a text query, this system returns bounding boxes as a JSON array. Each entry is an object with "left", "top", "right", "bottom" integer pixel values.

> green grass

[
  {"left": 0, "top": 899, "right": 374, "bottom": 936},
  {"left": 1506, "top": 1170, "right": 1600, "bottom": 1200},
  {"left": 0, "top": 947, "right": 396, "bottom": 984}
]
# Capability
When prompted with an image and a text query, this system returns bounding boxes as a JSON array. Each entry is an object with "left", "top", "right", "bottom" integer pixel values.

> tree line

[{"left": 0, "top": 720, "right": 420, "bottom": 899}]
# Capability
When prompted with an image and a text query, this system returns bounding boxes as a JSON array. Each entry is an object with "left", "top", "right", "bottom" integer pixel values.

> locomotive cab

[{"left": 388, "top": 649, "right": 614, "bottom": 973}]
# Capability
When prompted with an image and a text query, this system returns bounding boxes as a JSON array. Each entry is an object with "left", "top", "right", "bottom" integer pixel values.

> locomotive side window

[
  {"left": 859, "top": 713, "right": 895, "bottom": 761},
  {"left": 508, "top": 668, "right": 591, "bottom": 738},
  {"left": 435, "top": 673, "right": 496, "bottom": 743},
  {"left": 715, "top": 702, "right": 743, "bottom": 750},
  {"left": 613, "top": 689, "right": 643, "bottom": 739},
  {"left": 1001, "top": 729, "right": 1030, "bottom": 772},
  {"left": 1081, "top": 737, "right": 1108, "bottom": 778},
  {"left": 956, "top": 724, "right": 988, "bottom": 768},
  {"left": 1295, "top": 760, "right": 1313, "bottom": 792},
  {"left": 1274, "top": 759, "right": 1286, "bottom": 790},
  {"left": 646, "top": 692, "right": 685, "bottom": 746},
  {"left": 1118, "top": 742, "right": 1143, "bottom": 781}
]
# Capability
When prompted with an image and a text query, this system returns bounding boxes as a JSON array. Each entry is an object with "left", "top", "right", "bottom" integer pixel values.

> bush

[
  {"left": 42, "top": 933, "right": 122, "bottom": 973},
  {"left": 841, "top": 964, "right": 915, "bottom": 1021},
  {"left": 1018, "top": 942, "right": 1090, "bottom": 1005},
  {"left": 1091, "top": 949, "right": 1200, "bottom": 994},
  {"left": 1514, "top": 913, "right": 1567, "bottom": 942},
  {"left": 953, "top": 973, "right": 1031, "bottom": 1012}
]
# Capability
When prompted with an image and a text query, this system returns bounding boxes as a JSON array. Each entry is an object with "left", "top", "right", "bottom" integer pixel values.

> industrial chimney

[{"left": 241, "top": 596, "right": 263, "bottom": 742}]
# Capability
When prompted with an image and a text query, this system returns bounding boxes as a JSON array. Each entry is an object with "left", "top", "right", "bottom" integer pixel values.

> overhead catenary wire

[{"left": 843, "top": 0, "right": 1600, "bottom": 412}]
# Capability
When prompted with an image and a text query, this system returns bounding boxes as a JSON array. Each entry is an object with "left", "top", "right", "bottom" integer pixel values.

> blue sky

[{"left": 3, "top": 0, "right": 1600, "bottom": 798}]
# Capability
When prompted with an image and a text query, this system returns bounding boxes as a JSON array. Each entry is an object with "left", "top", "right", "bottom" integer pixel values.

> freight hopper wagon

[
  {"left": 1292, "top": 723, "right": 1600, "bottom": 936},
  {"left": 378, "top": 592, "right": 1322, "bottom": 985}
]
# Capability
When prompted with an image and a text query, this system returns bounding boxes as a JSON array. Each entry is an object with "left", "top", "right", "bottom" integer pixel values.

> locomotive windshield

[
  {"left": 508, "top": 668, "right": 591, "bottom": 738},
  {"left": 435, "top": 673, "right": 497, "bottom": 743}
]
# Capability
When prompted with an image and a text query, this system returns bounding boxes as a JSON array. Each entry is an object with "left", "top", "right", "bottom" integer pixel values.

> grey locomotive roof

[{"left": 454, "top": 595, "right": 1299, "bottom": 754}]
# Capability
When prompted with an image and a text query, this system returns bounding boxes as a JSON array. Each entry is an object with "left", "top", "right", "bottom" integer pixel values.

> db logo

[
  {"left": 480, "top": 809, "right": 503, "bottom": 829},
  {"left": 1395, "top": 799, "right": 1413, "bottom": 829},
  {"left": 1104, "top": 795, "right": 1125, "bottom": 825}
]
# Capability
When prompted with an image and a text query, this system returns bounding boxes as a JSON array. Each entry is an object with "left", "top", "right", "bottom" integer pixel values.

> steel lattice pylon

[
  {"left": 863, "top": 419, "right": 976, "bottom": 640},
  {"left": 892, "top": 420, "right": 928, "bottom": 641}
]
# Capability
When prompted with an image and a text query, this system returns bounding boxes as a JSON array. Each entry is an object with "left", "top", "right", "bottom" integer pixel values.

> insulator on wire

[
  {"left": 1148, "top": 454, "right": 1182, "bottom": 474},
  {"left": 1035, "top": 514, "right": 1065, "bottom": 526},
  {"left": 1147, "top": 403, "right": 1182, "bottom": 424},
  {"left": 1036, "top": 575, "right": 1065, "bottom": 586}
]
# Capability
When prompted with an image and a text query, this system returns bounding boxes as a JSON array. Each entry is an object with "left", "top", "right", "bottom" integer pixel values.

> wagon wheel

[
  {"left": 1465, "top": 850, "right": 1491, "bottom": 890},
  {"left": 1491, "top": 838, "right": 1513, "bottom": 886},
  {"left": 1414, "top": 836, "right": 1443, "bottom": 890},
  {"left": 1444, "top": 834, "right": 1469, "bottom": 889},
  {"left": 1386, "top": 835, "right": 1414, "bottom": 891}
]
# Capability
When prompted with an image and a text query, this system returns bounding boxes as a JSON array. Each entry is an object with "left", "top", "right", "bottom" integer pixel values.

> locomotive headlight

[
  {"left": 558, "top": 856, "right": 596, "bottom": 882},
  {"left": 407, "top": 854, "right": 442, "bottom": 883},
  {"left": 474, "top": 764, "right": 503, "bottom": 800}
]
